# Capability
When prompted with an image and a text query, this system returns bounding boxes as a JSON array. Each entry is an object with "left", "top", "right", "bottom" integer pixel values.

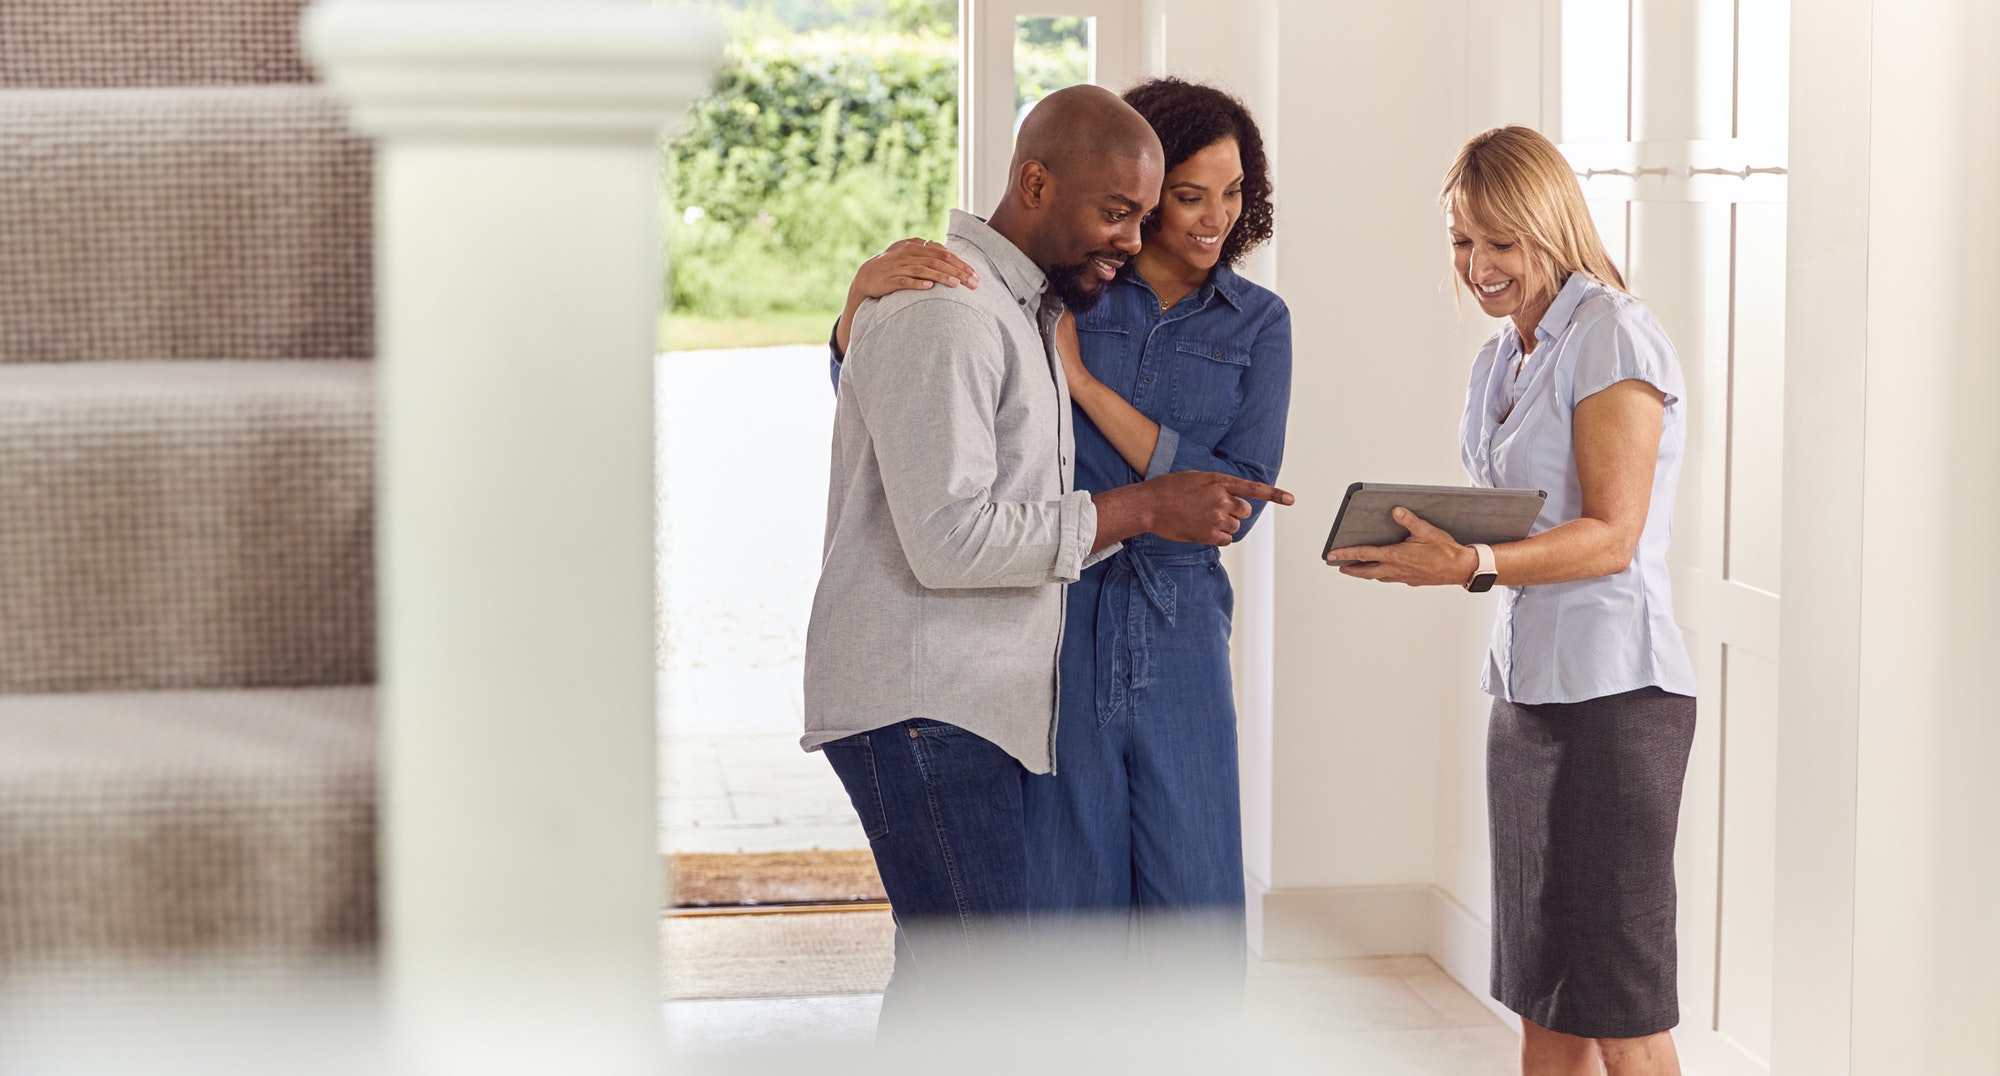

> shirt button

[{"left": 1142, "top": 376, "right": 1152, "bottom": 385}]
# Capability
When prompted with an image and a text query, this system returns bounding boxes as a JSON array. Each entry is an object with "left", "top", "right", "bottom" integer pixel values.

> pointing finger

[{"left": 1220, "top": 478, "right": 1294, "bottom": 506}]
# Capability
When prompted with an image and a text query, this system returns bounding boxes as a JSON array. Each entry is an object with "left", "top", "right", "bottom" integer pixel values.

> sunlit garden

[{"left": 659, "top": 0, "right": 1088, "bottom": 349}]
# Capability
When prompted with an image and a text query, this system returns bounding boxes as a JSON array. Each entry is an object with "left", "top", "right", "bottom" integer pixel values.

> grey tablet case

[{"left": 1321, "top": 482, "right": 1548, "bottom": 566}]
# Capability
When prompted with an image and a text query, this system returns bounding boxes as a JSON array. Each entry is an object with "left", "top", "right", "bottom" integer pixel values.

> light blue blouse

[{"left": 1459, "top": 272, "right": 1698, "bottom": 705}]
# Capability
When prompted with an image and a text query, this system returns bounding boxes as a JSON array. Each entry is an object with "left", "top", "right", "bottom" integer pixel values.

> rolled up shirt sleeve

[
  {"left": 1063, "top": 489, "right": 1108, "bottom": 578},
  {"left": 848, "top": 300, "right": 1091, "bottom": 590}
]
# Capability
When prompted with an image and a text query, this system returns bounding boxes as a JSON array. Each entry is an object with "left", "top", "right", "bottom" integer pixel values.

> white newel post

[{"left": 303, "top": 4, "right": 721, "bottom": 1072}]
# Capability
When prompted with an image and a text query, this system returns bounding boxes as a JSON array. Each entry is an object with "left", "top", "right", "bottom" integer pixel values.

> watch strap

[{"left": 1465, "top": 543, "right": 1498, "bottom": 592}]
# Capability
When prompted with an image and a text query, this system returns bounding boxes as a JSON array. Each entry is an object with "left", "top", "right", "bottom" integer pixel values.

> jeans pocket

[{"left": 824, "top": 734, "right": 890, "bottom": 842}]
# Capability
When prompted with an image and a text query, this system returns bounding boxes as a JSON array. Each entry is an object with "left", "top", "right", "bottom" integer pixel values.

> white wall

[
  {"left": 1780, "top": 2, "right": 2000, "bottom": 1072},
  {"left": 1256, "top": 0, "right": 1472, "bottom": 953},
  {"left": 1430, "top": 0, "right": 1547, "bottom": 987}
]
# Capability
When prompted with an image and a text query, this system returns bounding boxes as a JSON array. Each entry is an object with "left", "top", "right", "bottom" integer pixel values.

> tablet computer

[{"left": 1321, "top": 482, "right": 1547, "bottom": 566}]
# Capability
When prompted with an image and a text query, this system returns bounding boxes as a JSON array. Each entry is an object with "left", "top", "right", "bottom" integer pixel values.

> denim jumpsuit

[{"left": 1032, "top": 263, "right": 1291, "bottom": 933}]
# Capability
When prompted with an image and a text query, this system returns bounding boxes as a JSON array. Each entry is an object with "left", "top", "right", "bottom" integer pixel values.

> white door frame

[{"left": 960, "top": 0, "right": 1147, "bottom": 214}]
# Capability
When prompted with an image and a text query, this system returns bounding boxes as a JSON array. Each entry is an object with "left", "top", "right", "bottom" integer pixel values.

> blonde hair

[{"left": 1438, "top": 126, "right": 1627, "bottom": 302}]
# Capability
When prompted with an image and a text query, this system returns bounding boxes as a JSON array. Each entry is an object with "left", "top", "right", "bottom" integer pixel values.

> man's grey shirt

[{"left": 801, "top": 210, "right": 1113, "bottom": 774}]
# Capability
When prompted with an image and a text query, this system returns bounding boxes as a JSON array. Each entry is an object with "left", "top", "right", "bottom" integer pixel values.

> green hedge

[
  {"left": 663, "top": 33, "right": 958, "bottom": 321},
  {"left": 661, "top": 28, "right": 1088, "bottom": 324}
]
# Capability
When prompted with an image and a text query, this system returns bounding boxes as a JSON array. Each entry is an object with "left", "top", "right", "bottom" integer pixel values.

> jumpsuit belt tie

[{"left": 1093, "top": 546, "right": 1213, "bottom": 725}]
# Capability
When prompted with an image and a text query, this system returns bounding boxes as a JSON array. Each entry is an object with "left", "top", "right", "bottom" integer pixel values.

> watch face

[{"left": 1468, "top": 573, "right": 1498, "bottom": 594}]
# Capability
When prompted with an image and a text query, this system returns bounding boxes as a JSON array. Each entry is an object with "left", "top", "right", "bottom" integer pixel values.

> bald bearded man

[{"left": 802, "top": 85, "right": 1292, "bottom": 1019}]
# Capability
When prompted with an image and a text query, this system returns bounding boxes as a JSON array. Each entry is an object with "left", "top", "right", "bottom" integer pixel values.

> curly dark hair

[{"left": 1121, "top": 77, "right": 1275, "bottom": 267}]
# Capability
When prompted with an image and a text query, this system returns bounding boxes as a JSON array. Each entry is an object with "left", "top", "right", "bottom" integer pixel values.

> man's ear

[{"left": 1016, "top": 160, "right": 1050, "bottom": 209}]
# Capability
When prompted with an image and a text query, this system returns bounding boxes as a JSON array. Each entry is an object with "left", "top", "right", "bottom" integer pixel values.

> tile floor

[
  {"left": 656, "top": 347, "right": 867, "bottom": 857},
  {"left": 657, "top": 668, "right": 865, "bottom": 855},
  {"left": 661, "top": 953, "right": 1519, "bottom": 1072}
]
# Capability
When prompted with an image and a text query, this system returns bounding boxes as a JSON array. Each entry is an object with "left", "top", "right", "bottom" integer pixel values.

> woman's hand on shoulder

[
  {"left": 1056, "top": 310, "right": 1094, "bottom": 390},
  {"left": 837, "top": 238, "right": 980, "bottom": 358},
  {"left": 1326, "top": 507, "right": 1478, "bottom": 587},
  {"left": 850, "top": 237, "right": 979, "bottom": 301}
]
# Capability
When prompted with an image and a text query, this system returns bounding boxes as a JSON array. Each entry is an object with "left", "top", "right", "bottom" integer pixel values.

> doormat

[
  {"left": 660, "top": 907, "right": 894, "bottom": 1000},
  {"left": 667, "top": 850, "right": 885, "bottom": 907}
]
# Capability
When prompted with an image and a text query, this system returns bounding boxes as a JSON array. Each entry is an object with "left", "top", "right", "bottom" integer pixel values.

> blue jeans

[
  {"left": 821, "top": 718, "right": 1028, "bottom": 1021},
  {"left": 1023, "top": 546, "right": 1246, "bottom": 967}
]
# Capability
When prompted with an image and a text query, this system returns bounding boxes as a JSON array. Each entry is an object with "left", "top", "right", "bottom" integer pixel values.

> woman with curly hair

[{"left": 831, "top": 77, "right": 1291, "bottom": 954}]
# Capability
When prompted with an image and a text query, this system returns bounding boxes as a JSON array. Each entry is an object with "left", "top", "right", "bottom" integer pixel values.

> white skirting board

[
  {"left": 1246, "top": 878, "right": 1520, "bottom": 1029},
  {"left": 1423, "top": 885, "right": 1519, "bottom": 1029}
]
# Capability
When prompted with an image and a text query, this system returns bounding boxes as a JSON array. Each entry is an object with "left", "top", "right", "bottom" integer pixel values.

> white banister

[{"left": 303, "top": 4, "right": 721, "bottom": 1072}]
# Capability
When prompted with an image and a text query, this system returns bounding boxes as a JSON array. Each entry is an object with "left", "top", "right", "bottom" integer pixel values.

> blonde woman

[{"left": 1327, "top": 126, "right": 1697, "bottom": 1076}]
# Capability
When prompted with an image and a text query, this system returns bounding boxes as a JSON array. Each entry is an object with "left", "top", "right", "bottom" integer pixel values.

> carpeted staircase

[{"left": 0, "top": 0, "right": 379, "bottom": 967}]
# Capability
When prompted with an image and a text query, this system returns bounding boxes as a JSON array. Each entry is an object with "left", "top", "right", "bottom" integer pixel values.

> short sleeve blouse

[{"left": 1459, "top": 272, "right": 1698, "bottom": 704}]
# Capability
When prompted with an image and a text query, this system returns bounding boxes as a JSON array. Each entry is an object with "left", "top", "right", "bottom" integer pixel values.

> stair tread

[
  {"left": 0, "top": 0, "right": 315, "bottom": 88},
  {"left": 0, "top": 683, "right": 374, "bottom": 778},
  {"left": 0, "top": 685, "right": 377, "bottom": 963},
  {"left": 0, "top": 87, "right": 371, "bottom": 365},
  {"left": 0, "top": 361, "right": 376, "bottom": 694}
]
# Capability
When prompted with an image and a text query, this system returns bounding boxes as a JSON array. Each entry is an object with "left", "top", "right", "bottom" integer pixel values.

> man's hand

[{"left": 1094, "top": 471, "right": 1295, "bottom": 550}]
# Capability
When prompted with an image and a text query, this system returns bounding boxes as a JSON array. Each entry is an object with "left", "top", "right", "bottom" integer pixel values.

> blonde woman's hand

[{"left": 1326, "top": 507, "right": 1481, "bottom": 587}]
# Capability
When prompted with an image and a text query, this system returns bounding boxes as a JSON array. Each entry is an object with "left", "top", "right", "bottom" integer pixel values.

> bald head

[
  {"left": 1011, "top": 83, "right": 1162, "bottom": 183},
  {"left": 989, "top": 84, "right": 1164, "bottom": 312}
]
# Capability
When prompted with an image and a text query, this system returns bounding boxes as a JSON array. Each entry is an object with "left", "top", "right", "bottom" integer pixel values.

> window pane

[{"left": 1014, "top": 15, "right": 1094, "bottom": 139}]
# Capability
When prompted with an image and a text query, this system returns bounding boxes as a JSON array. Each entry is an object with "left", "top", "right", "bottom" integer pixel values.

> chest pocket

[
  {"left": 1168, "top": 339, "right": 1251, "bottom": 428},
  {"left": 1075, "top": 306, "right": 1128, "bottom": 335},
  {"left": 1072, "top": 311, "right": 1131, "bottom": 385}
]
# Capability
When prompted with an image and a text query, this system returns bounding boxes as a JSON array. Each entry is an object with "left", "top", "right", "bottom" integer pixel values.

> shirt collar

[
  {"left": 1111, "top": 260, "right": 1246, "bottom": 311},
  {"left": 1205, "top": 263, "right": 1246, "bottom": 310},
  {"left": 947, "top": 209, "right": 1048, "bottom": 310},
  {"left": 1530, "top": 271, "right": 1595, "bottom": 343}
]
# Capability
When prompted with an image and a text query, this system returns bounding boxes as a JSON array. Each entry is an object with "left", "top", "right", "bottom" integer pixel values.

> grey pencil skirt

[{"left": 1487, "top": 686, "right": 1697, "bottom": 1040}]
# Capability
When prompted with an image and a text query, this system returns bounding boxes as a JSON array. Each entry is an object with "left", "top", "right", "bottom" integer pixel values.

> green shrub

[
  {"left": 663, "top": 32, "right": 959, "bottom": 320},
  {"left": 661, "top": 19, "right": 1094, "bottom": 325},
  {"left": 1012, "top": 18, "right": 1089, "bottom": 112}
]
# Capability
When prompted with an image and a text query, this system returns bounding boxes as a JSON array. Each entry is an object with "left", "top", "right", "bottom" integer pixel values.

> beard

[{"left": 1045, "top": 256, "right": 1115, "bottom": 313}]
